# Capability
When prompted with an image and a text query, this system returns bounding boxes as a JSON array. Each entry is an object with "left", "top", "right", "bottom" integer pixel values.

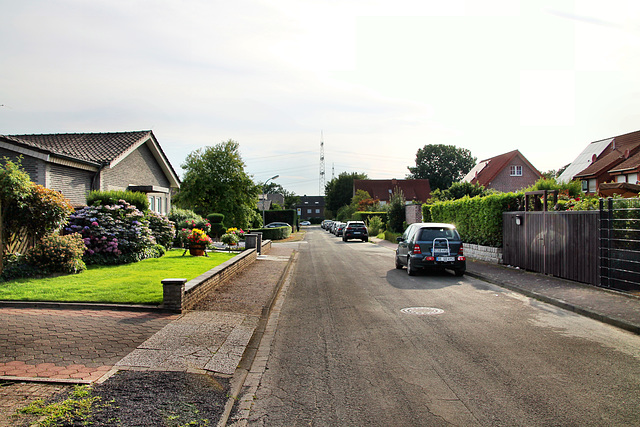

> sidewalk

[{"left": 370, "top": 236, "right": 640, "bottom": 335}]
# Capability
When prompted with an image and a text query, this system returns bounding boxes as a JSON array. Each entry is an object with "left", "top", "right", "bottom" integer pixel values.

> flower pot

[{"left": 189, "top": 244, "right": 206, "bottom": 256}]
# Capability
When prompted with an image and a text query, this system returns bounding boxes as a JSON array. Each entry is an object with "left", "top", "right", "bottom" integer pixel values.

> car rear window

[{"left": 418, "top": 227, "right": 458, "bottom": 241}]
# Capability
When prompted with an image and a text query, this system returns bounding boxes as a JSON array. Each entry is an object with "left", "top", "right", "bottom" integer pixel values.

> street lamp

[{"left": 262, "top": 174, "right": 279, "bottom": 226}]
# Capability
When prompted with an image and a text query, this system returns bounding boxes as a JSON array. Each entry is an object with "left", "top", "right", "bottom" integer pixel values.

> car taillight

[
  {"left": 426, "top": 256, "right": 435, "bottom": 261},
  {"left": 413, "top": 244, "right": 422, "bottom": 254},
  {"left": 458, "top": 243, "right": 464, "bottom": 255}
]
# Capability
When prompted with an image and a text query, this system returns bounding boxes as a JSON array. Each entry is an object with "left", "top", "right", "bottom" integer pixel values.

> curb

[{"left": 0, "top": 300, "right": 171, "bottom": 313}]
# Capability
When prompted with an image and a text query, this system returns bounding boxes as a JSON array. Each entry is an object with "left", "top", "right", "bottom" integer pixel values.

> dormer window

[{"left": 510, "top": 165, "right": 523, "bottom": 176}]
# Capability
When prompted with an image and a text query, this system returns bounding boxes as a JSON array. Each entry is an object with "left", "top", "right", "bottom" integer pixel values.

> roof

[
  {"left": 573, "top": 130, "right": 640, "bottom": 179},
  {"left": 298, "top": 196, "right": 325, "bottom": 205},
  {"left": 557, "top": 138, "right": 611, "bottom": 183},
  {"left": 464, "top": 150, "right": 541, "bottom": 187},
  {"left": 354, "top": 179, "right": 431, "bottom": 202},
  {"left": 609, "top": 150, "right": 640, "bottom": 174},
  {"left": 1, "top": 131, "right": 180, "bottom": 187}
]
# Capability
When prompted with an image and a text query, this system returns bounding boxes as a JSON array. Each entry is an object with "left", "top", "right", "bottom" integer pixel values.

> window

[
  {"left": 148, "top": 196, "right": 154, "bottom": 211},
  {"left": 307, "top": 209, "right": 312, "bottom": 213},
  {"left": 156, "top": 197, "right": 162, "bottom": 213},
  {"left": 315, "top": 209, "right": 320, "bottom": 214},
  {"left": 510, "top": 165, "right": 523, "bottom": 176}
]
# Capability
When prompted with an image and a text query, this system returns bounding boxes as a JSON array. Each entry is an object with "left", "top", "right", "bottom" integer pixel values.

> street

[{"left": 246, "top": 227, "right": 640, "bottom": 426}]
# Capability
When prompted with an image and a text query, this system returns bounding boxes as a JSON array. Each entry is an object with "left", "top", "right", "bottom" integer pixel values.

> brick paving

[
  {"left": 0, "top": 381, "right": 70, "bottom": 427},
  {"left": 0, "top": 307, "right": 179, "bottom": 381}
]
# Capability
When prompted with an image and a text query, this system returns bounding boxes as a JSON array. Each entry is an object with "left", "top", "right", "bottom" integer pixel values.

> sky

[{"left": 2, "top": 0, "right": 640, "bottom": 196}]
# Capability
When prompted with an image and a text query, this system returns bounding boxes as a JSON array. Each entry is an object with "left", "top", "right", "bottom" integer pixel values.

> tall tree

[
  {"left": 324, "top": 172, "right": 368, "bottom": 215},
  {"left": 407, "top": 144, "right": 476, "bottom": 191},
  {"left": 174, "top": 140, "right": 259, "bottom": 229}
]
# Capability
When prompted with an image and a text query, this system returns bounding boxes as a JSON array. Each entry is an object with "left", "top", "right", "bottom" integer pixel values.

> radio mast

[{"left": 319, "top": 131, "right": 325, "bottom": 195}]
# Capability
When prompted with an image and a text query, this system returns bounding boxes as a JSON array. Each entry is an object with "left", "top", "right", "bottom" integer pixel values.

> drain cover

[{"left": 401, "top": 307, "right": 444, "bottom": 316}]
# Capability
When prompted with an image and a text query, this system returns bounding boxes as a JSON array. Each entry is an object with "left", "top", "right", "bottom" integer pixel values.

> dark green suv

[{"left": 395, "top": 223, "right": 466, "bottom": 276}]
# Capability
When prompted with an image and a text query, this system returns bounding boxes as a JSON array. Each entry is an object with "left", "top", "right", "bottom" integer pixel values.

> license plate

[
  {"left": 436, "top": 256, "right": 455, "bottom": 262},
  {"left": 354, "top": 232, "right": 361, "bottom": 235}
]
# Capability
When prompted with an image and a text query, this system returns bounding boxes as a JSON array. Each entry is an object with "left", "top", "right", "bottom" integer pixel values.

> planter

[{"left": 189, "top": 244, "right": 206, "bottom": 256}]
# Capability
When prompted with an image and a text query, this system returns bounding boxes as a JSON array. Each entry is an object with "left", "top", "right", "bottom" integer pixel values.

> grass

[
  {"left": 0, "top": 249, "right": 236, "bottom": 305},
  {"left": 15, "top": 385, "right": 104, "bottom": 427}
]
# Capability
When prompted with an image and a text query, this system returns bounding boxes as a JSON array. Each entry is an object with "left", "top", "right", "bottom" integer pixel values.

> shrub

[
  {"left": 169, "top": 208, "right": 202, "bottom": 225},
  {"left": 87, "top": 190, "right": 149, "bottom": 212},
  {"left": 387, "top": 190, "right": 406, "bottom": 233},
  {"left": 146, "top": 211, "right": 176, "bottom": 247},
  {"left": 367, "top": 216, "right": 384, "bottom": 236},
  {"left": 63, "top": 200, "right": 156, "bottom": 265},
  {"left": 26, "top": 185, "right": 74, "bottom": 242},
  {"left": 250, "top": 226, "right": 291, "bottom": 240},
  {"left": 0, "top": 253, "right": 42, "bottom": 281},
  {"left": 207, "top": 213, "right": 225, "bottom": 224},
  {"left": 25, "top": 233, "right": 86, "bottom": 275}
]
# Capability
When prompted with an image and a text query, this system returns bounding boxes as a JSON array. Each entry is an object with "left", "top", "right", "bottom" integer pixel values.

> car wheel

[
  {"left": 342, "top": 236, "right": 347, "bottom": 242},
  {"left": 363, "top": 237, "right": 368, "bottom": 242},
  {"left": 454, "top": 268, "right": 465, "bottom": 277},
  {"left": 407, "top": 257, "right": 416, "bottom": 276},
  {"left": 395, "top": 255, "right": 403, "bottom": 269}
]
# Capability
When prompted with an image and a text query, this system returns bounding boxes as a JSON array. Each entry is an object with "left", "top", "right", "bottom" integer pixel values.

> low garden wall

[
  {"left": 162, "top": 239, "right": 272, "bottom": 312},
  {"left": 464, "top": 243, "right": 503, "bottom": 264}
]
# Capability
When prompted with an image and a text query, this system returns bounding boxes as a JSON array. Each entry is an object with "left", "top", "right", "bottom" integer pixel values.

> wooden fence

[{"left": 503, "top": 211, "right": 600, "bottom": 286}]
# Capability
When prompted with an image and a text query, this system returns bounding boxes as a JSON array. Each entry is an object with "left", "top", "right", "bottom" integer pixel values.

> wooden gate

[{"left": 503, "top": 211, "right": 600, "bottom": 285}]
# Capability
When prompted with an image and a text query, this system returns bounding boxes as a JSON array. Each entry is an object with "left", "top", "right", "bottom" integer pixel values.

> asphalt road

[{"left": 247, "top": 227, "right": 640, "bottom": 426}]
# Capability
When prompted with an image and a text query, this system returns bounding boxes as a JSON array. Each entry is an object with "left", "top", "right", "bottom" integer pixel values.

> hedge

[
  {"left": 425, "top": 193, "right": 522, "bottom": 247},
  {"left": 249, "top": 226, "right": 291, "bottom": 240},
  {"left": 87, "top": 190, "right": 149, "bottom": 212},
  {"left": 264, "top": 209, "right": 298, "bottom": 227}
]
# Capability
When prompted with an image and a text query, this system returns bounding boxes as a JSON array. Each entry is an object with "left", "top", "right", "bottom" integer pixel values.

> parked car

[
  {"left": 343, "top": 221, "right": 368, "bottom": 242},
  {"left": 321, "top": 220, "right": 332, "bottom": 229},
  {"left": 334, "top": 222, "right": 346, "bottom": 237},
  {"left": 265, "top": 222, "right": 291, "bottom": 229},
  {"left": 330, "top": 221, "right": 341, "bottom": 234},
  {"left": 300, "top": 221, "right": 311, "bottom": 226},
  {"left": 395, "top": 223, "right": 466, "bottom": 276}
]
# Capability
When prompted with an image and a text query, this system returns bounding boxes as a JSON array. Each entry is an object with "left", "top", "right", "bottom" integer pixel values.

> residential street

[{"left": 246, "top": 227, "right": 640, "bottom": 426}]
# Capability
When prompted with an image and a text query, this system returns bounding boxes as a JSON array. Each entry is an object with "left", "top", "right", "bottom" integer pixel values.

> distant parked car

[
  {"left": 265, "top": 222, "right": 291, "bottom": 229},
  {"left": 343, "top": 221, "right": 368, "bottom": 242},
  {"left": 395, "top": 223, "right": 466, "bottom": 277},
  {"left": 334, "top": 222, "right": 346, "bottom": 237},
  {"left": 300, "top": 221, "right": 311, "bottom": 226}
]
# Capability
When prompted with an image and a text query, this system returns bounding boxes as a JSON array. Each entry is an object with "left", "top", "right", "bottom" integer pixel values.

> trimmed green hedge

[
  {"left": 87, "top": 190, "right": 150, "bottom": 212},
  {"left": 425, "top": 193, "right": 522, "bottom": 247},
  {"left": 249, "top": 226, "right": 291, "bottom": 240}
]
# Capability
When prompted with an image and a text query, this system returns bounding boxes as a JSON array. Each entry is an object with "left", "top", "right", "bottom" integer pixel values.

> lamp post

[{"left": 262, "top": 174, "right": 279, "bottom": 226}]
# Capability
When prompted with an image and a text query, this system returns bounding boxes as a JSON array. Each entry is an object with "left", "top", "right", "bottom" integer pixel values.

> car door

[{"left": 396, "top": 224, "right": 417, "bottom": 261}]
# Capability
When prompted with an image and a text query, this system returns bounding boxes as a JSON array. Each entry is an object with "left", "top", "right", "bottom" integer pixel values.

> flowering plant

[
  {"left": 186, "top": 228, "right": 212, "bottom": 245},
  {"left": 220, "top": 232, "right": 240, "bottom": 246},
  {"left": 226, "top": 228, "right": 246, "bottom": 239}
]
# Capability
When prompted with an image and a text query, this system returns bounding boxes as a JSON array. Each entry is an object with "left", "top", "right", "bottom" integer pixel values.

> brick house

[
  {"left": 295, "top": 196, "right": 325, "bottom": 220},
  {"left": 565, "top": 130, "right": 640, "bottom": 196},
  {"left": 353, "top": 179, "right": 431, "bottom": 205},
  {"left": 0, "top": 130, "right": 180, "bottom": 212},
  {"left": 463, "top": 150, "right": 541, "bottom": 192}
]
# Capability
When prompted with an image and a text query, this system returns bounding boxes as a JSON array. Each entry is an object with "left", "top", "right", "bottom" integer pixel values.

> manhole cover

[{"left": 401, "top": 307, "right": 444, "bottom": 316}]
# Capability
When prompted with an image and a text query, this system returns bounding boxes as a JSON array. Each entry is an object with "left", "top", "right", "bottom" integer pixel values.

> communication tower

[{"left": 319, "top": 131, "right": 325, "bottom": 195}]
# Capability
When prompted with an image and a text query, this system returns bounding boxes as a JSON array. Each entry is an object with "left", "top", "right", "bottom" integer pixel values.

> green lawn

[{"left": 0, "top": 249, "right": 236, "bottom": 305}]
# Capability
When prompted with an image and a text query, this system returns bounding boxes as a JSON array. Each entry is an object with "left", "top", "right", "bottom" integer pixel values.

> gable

[
  {"left": 574, "top": 130, "right": 640, "bottom": 180},
  {"left": 466, "top": 150, "right": 541, "bottom": 188}
]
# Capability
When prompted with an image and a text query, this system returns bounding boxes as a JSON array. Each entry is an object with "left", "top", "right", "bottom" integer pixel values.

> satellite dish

[{"left": 591, "top": 154, "right": 597, "bottom": 163}]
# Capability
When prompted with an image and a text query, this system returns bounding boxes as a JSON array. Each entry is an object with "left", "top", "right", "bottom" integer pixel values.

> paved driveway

[{"left": 0, "top": 307, "right": 179, "bottom": 382}]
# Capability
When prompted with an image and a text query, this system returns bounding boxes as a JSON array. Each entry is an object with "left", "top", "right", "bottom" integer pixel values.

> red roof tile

[
  {"left": 354, "top": 179, "right": 431, "bottom": 202},
  {"left": 574, "top": 130, "right": 640, "bottom": 178}
]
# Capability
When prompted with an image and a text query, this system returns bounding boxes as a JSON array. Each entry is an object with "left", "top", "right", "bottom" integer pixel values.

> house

[
  {"left": 565, "top": 130, "right": 640, "bottom": 196},
  {"left": 295, "top": 196, "right": 325, "bottom": 220},
  {"left": 353, "top": 179, "right": 431, "bottom": 205},
  {"left": 463, "top": 150, "right": 541, "bottom": 193},
  {"left": 0, "top": 130, "right": 180, "bottom": 213},
  {"left": 258, "top": 193, "right": 285, "bottom": 211}
]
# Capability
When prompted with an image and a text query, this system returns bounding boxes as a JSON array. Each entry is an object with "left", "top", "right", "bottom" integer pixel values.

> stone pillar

[
  {"left": 245, "top": 234, "right": 258, "bottom": 250},
  {"left": 162, "top": 278, "right": 187, "bottom": 312},
  {"left": 254, "top": 232, "right": 263, "bottom": 254}
]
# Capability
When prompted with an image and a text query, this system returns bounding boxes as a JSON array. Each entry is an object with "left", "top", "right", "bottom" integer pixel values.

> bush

[
  {"left": 207, "top": 213, "right": 225, "bottom": 224},
  {"left": 428, "top": 193, "right": 522, "bottom": 247},
  {"left": 87, "top": 190, "right": 149, "bottom": 212},
  {"left": 367, "top": 216, "right": 384, "bottom": 236},
  {"left": 63, "top": 200, "right": 156, "bottom": 265},
  {"left": 250, "top": 226, "right": 291, "bottom": 240},
  {"left": 169, "top": 208, "right": 202, "bottom": 225},
  {"left": 25, "top": 233, "right": 86, "bottom": 275},
  {"left": 146, "top": 211, "right": 176, "bottom": 248},
  {"left": 0, "top": 253, "right": 42, "bottom": 281},
  {"left": 353, "top": 211, "right": 387, "bottom": 225},
  {"left": 26, "top": 185, "right": 74, "bottom": 242},
  {"left": 387, "top": 190, "right": 406, "bottom": 233}
]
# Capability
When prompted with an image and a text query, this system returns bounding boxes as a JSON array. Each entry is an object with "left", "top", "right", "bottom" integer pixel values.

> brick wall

[
  {"left": 102, "top": 144, "right": 170, "bottom": 189},
  {"left": 464, "top": 243, "right": 503, "bottom": 264},
  {"left": 48, "top": 163, "right": 93, "bottom": 206},
  {"left": 0, "top": 148, "right": 45, "bottom": 185},
  {"left": 162, "top": 240, "right": 273, "bottom": 312}
]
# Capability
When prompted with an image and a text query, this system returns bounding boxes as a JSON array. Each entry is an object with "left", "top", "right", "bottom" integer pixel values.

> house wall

[
  {"left": 0, "top": 147, "right": 46, "bottom": 186},
  {"left": 102, "top": 143, "right": 170, "bottom": 189},
  {"left": 48, "top": 163, "right": 94, "bottom": 206},
  {"left": 101, "top": 143, "right": 172, "bottom": 214},
  {"left": 487, "top": 158, "right": 540, "bottom": 192}
]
